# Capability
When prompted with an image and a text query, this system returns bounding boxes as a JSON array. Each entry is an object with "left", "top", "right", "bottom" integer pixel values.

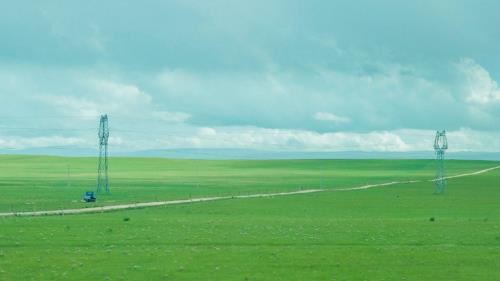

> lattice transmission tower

[
  {"left": 96, "top": 114, "right": 110, "bottom": 194},
  {"left": 433, "top": 130, "right": 448, "bottom": 194}
]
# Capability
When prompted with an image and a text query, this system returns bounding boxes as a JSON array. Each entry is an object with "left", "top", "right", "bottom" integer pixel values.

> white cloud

[
  {"left": 152, "top": 110, "right": 190, "bottom": 123},
  {"left": 313, "top": 112, "right": 350, "bottom": 124},
  {"left": 149, "top": 127, "right": 412, "bottom": 152},
  {"left": 0, "top": 136, "right": 88, "bottom": 149},
  {"left": 47, "top": 96, "right": 101, "bottom": 118},
  {"left": 154, "top": 64, "right": 462, "bottom": 132},
  {"left": 87, "top": 79, "right": 152, "bottom": 104},
  {"left": 3, "top": 63, "right": 500, "bottom": 154},
  {"left": 198, "top": 127, "right": 217, "bottom": 136},
  {"left": 457, "top": 58, "right": 500, "bottom": 104},
  {"left": 42, "top": 79, "right": 184, "bottom": 123},
  {"left": 2, "top": 126, "right": 500, "bottom": 153},
  {"left": 117, "top": 126, "right": 500, "bottom": 153}
]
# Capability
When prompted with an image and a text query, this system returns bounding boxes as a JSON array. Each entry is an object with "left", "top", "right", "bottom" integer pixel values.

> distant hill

[{"left": 1, "top": 147, "right": 500, "bottom": 160}]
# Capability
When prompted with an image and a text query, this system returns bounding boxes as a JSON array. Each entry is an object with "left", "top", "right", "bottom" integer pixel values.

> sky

[{"left": 1, "top": 0, "right": 500, "bottom": 153}]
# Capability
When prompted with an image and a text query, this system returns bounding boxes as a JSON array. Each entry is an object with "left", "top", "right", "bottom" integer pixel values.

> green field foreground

[
  {"left": 0, "top": 155, "right": 497, "bottom": 212},
  {"left": 0, "top": 156, "right": 499, "bottom": 280}
]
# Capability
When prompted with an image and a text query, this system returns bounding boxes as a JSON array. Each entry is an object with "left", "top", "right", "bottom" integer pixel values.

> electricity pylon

[
  {"left": 433, "top": 130, "right": 448, "bottom": 194},
  {"left": 96, "top": 114, "right": 110, "bottom": 194}
]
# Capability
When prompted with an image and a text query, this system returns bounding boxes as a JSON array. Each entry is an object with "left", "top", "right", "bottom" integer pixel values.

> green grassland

[
  {"left": 0, "top": 156, "right": 499, "bottom": 280},
  {"left": 0, "top": 155, "right": 497, "bottom": 212}
]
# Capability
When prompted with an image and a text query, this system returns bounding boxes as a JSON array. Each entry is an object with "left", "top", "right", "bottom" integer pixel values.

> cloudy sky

[{"left": 1, "top": 0, "right": 500, "bottom": 153}]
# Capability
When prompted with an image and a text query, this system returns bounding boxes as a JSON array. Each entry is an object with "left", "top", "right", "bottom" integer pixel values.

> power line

[{"left": 0, "top": 127, "right": 95, "bottom": 132}]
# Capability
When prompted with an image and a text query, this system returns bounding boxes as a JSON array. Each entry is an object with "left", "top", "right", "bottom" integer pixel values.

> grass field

[
  {"left": 0, "top": 155, "right": 497, "bottom": 212},
  {"left": 0, "top": 156, "right": 499, "bottom": 280}
]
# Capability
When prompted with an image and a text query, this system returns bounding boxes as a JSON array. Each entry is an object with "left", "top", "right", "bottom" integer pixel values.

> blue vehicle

[{"left": 83, "top": 191, "right": 96, "bottom": 202}]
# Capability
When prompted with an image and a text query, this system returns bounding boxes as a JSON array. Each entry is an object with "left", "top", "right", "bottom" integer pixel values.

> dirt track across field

[{"left": 1, "top": 165, "right": 499, "bottom": 217}]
